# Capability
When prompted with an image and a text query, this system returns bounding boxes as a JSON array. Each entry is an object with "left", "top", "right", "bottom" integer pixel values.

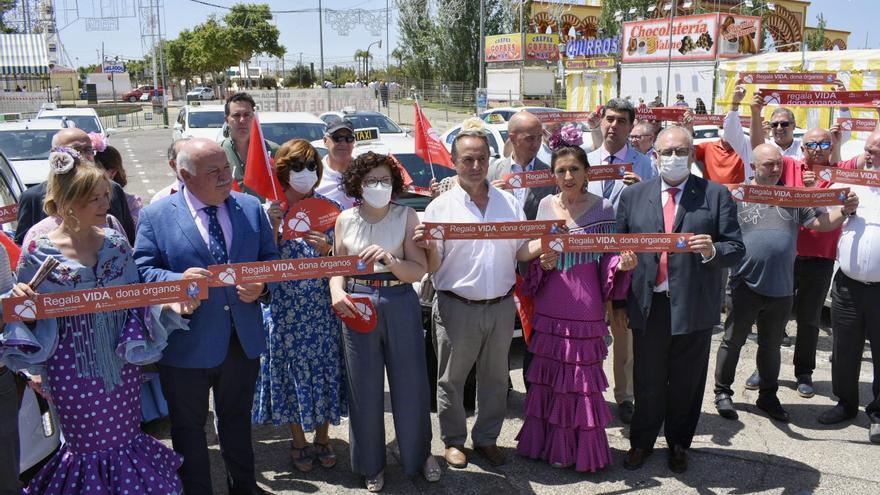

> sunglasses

[
  {"left": 657, "top": 148, "right": 690, "bottom": 157},
  {"left": 770, "top": 121, "right": 792, "bottom": 129},
  {"left": 291, "top": 160, "right": 319, "bottom": 172},
  {"left": 330, "top": 135, "right": 355, "bottom": 143},
  {"left": 804, "top": 141, "right": 832, "bottom": 151}
]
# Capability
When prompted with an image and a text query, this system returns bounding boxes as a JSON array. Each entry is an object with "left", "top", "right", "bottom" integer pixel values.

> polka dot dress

[{"left": 23, "top": 312, "right": 183, "bottom": 495}]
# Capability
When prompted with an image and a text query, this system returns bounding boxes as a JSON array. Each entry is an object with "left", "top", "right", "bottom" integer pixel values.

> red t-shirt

[
  {"left": 781, "top": 156, "right": 859, "bottom": 259},
  {"left": 696, "top": 141, "right": 745, "bottom": 185}
]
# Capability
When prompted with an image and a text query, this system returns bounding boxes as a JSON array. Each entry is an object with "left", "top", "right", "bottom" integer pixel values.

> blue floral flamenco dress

[{"left": 0, "top": 230, "right": 185, "bottom": 494}]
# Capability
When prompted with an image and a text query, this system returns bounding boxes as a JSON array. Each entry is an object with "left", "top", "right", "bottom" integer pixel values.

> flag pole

[{"left": 415, "top": 96, "right": 436, "bottom": 180}]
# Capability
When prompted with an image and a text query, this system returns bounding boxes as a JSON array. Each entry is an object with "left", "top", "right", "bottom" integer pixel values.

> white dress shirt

[
  {"left": 425, "top": 182, "right": 526, "bottom": 301},
  {"left": 654, "top": 178, "right": 687, "bottom": 293},
  {"left": 723, "top": 111, "right": 804, "bottom": 163},
  {"left": 837, "top": 184, "right": 880, "bottom": 283},
  {"left": 316, "top": 157, "right": 357, "bottom": 210},
  {"left": 183, "top": 188, "right": 233, "bottom": 253}
]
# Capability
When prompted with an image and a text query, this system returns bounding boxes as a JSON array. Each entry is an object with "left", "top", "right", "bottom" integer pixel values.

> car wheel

[{"left": 128, "top": 96, "right": 137, "bottom": 102}]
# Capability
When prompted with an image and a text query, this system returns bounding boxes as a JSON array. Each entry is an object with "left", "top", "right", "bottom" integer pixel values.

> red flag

[
  {"left": 414, "top": 101, "right": 455, "bottom": 169},
  {"left": 0, "top": 232, "right": 21, "bottom": 267},
  {"left": 243, "top": 114, "right": 284, "bottom": 203},
  {"left": 388, "top": 152, "right": 414, "bottom": 187}
]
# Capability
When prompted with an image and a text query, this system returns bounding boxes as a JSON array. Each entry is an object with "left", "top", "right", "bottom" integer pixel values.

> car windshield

[
  {"left": 393, "top": 153, "right": 456, "bottom": 188},
  {"left": 188, "top": 111, "right": 224, "bottom": 128},
  {"left": 41, "top": 115, "right": 101, "bottom": 133},
  {"left": 0, "top": 129, "right": 56, "bottom": 160},
  {"left": 342, "top": 114, "right": 403, "bottom": 134},
  {"left": 261, "top": 123, "right": 326, "bottom": 144}
]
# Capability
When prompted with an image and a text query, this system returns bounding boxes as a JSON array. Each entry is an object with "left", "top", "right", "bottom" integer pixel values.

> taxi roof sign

[{"left": 354, "top": 127, "right": 380, "bottom": 144}]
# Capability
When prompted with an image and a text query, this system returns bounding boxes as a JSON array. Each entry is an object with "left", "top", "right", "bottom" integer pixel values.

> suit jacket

[
  {"left": 487, "top": 156, "right": 555, "bottom": 220},
  {"left": 14, "top": 181, "right": 136, "bottom": 245},
  {"left": 587, "top": 144, "right": 657, "bottom": 209},
  {"left": 616, "top": 174, "right": 744, "bottom": 335},
  {"left": 134, "top": 190, "right": 280, "bottom": 368}
]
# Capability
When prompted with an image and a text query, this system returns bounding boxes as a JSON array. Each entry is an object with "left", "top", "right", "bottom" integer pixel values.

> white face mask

[
  {"left": 657, "top": 154, "right": 691, "bottom": 182},
  {"left": 362, "top": 182, "right": 392, "bottom": 208},
  {"left": 289, "top": 169, "right": 318, "bottom": 194}
]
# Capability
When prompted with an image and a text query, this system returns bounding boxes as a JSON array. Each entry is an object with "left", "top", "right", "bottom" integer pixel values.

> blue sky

[{"left": 55, "top": 0, "right": 878, "bottom": 71}]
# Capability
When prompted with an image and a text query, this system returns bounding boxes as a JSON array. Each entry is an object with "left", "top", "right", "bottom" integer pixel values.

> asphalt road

[{"left": 115, "top": 125, "right": 879, "bottom": 494}]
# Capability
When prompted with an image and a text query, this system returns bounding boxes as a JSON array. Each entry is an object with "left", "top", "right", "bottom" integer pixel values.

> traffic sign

[{"left": 103, "top": 64, "right": 125, "bottom": 74}]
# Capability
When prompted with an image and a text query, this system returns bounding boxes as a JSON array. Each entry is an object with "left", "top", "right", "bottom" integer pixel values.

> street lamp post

[{"left": 366, "top": 39, "right": 382, "bottom": 82}]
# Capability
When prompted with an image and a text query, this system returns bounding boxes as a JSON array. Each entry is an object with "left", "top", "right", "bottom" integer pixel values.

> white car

[
  {"left": 319, "top": 110, "right": 410, "bottom": 136},
  {"left": 0, "top": 119, "right": 69, "bottom": 187},
  {"left": 441, "top": 122, "right": 508, "bottom": 158},
  {"left": 187, "top": 86, "right": 215, "bottom": 101},
  {"left": 36, "top": 105, "right": 113, "bottom": 140},
  {"left": 257, "top": 112, "right": 327, "bottom": 144},
  {"left": 174, "top": 104, "right": 225, "bottom": 141}
]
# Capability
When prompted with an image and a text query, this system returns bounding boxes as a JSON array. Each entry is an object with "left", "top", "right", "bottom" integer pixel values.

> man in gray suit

[
  {"left": 618, "top": 126, "right": 744, "bottom": 473},
  {"left": 586, "top": 98, "right": 657, "bottom": 424}
]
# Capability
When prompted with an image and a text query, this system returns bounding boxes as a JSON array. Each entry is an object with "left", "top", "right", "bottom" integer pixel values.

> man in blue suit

[
  {"left": 135, "top": 138, "right": 279, "bottom": 495},
  {"left": 585, "top": 98, "right": 657, "bottom": 425}
]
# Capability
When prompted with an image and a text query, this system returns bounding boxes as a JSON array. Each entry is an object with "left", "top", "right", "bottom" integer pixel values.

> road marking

[
  {"left": 147, "top": 189, "right": 156, "bottom": 194},
  {"left": 142, "top": 179, "right": 150, "bottom": 183},
  {"left": 138, "top": 171, "right": 146, "bottom": 175},
  {"left": 132, "top": 159, "right": 139, "bottom": 163}
]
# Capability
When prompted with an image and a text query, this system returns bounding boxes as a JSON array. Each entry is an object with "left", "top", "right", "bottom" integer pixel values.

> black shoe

[
  {"left": 715, "top": 393, "right": 739, "bottom": 420},
  {"left": 744, "top": 370, "right": 760, "bottom": 390},
  {"left": 818, "top": 403, "right": 857, "bottom": 425},
  {"left": 756, "top": 395, "right": 790, "bottom": 422},
  {"left": 781, "top": 332, "right": 792, "bottom": 347},
  {"left": 870, "top": 423, "right": 880, "bottom": 444},
  {"left": 623, "top": 447, "right": 653, "bottom": 470},
  {"left": 667, "top": 445, "right": 687, "bottom": 473},
  {"left": 619, "top": 401, "right": 635, "bottom": 425},
  {"left": 796, "top": 375, "right": 815, "bottom": 398}
]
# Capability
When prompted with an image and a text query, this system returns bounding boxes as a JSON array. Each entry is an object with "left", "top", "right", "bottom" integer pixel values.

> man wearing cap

[{"left": 316, "top": 119, "right": 357, "bottom": 209}]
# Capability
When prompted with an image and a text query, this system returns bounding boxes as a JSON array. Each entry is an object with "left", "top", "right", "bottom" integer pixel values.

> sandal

[
  {"left": 423, "top": 455, "right": 442, "bottom": 482},
  {"left": 365, "top": 471, "right": 384, "bottom": 492},
  {"left": 290, "top": 444, "right": 315, "bottom": 473},
  {"left": 313, "top": 441, "right": 337, "bottom": 469}
]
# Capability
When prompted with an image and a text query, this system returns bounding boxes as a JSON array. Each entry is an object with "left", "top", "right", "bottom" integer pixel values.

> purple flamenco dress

[
  {"left": 0, "top": 230, "right": 183, "bottom": 494},
  {"left": 516, "top": 198, "right": 631, "bottom": 472}
]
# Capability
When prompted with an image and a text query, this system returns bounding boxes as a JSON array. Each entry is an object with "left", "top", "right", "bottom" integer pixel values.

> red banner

[
  {"left": 207, "top": 255, "right": 373, "bottom": 287},
  {"left": 738, "top": 72, "right": 837, "bottom": 85},
  {"left": 836, "top": 118, "right": 878, "bottom": 133},
  {"left": 757, "top": 89, "right": 880, "bottom": 107},
  {"left": 336, "top": 296, "right": 377, "bottom": 333},
  {"left": 2, "top": 278, "right": 208, "bottom": 323},
  {"left": 690, "top": 114, "right": 725, "bottom": 125},
  {"left": 0, "top": 204, "right": 17, "bottom": 224},
  {"left": 533, "top": 111, "right": 593, "bottom": 124},
  {"left": 814, "top": 165, "right": 880, "bottom": 187},
  {"left": 503, "top": 164, "right": 633, "bottom": 189},
  {"left": 280, "top": 198, "right": 341, "bottom": 240},
  {"left": 635, "top": 106, "right": 688, "bottom": 122},
  {"left": 541, "top": 233, "right": 696, "bottom": 253},
  {"left": 728, "top": 184, "right": 849, "bottom": 206},
  {"left": 423, "top": 220, "right": 563, "bottom": 240}
]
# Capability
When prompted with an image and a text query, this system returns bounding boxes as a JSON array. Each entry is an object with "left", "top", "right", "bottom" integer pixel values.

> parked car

[
  {"left": 122, "top": 85, "right": 163, "bottom": 103},
  {"left": 0, "top": 119, "right": 68, "bottom": 187},
  {"left": 319, "top": 110, "right": 410, "bottom": 136},
  {"left": 173, "top": 104, "right": 225, "bottom": 141},
  {"left": 186, "top": 86, "right": 215, "bottom": 101},
  {"left": 36, "top": 106, "right": 113, "bottom": 140},
  {"left": 441, "top": 121, "right": 508, "bottom": 158}
]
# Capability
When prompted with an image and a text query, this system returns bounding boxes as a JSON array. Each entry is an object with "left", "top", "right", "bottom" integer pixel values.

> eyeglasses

[
  {"left": 363, "top": 177, "right": 392, "bottom": 187},
  {"left": 330, "top": 134, "right": 355, "bottom": 143},
  {"left": 630, "top": 134, "right": 652, "bottom": 140},
  {"left": 291, "top": 160, "right": 319, "bottom": 172},
  {"left": 770, "top": 121, "right": 792, "bottom": 129},
  {"left": 804, "top": 141, "right": 832, "bottom": 151},
  {"left": 657, "top": 148, "right": 690, "bottom": 157}
]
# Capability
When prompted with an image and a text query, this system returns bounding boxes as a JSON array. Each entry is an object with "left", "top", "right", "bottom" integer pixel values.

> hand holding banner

[
  {"left": 207, "top": 255, "right": 374, "bottom": 287},
  {"left": 2, "top": 278, "right": 209, "bottom": 323},
  {"left": 335, "top": 296, "right": 377, "bottom": 333},
  {"left": 281, "top": 198, "right": 341, "bottom": 240},
  {"left": 814, "top": 165, "right": 880, "bottom": 187},
  {"left": 423, "top": 220, "right": 564, "bottom": 240},
  {"left": 541, "top": 233, "right": 696, "bottom": 253},
  {"left": 728, "top": 184, "right": 849, "bottom": 206}
]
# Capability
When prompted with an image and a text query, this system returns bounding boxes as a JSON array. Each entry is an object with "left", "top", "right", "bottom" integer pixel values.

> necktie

[
  {"left": 203, "top": 205, "right": 229, "bottom": 265},
  {"left": 655, "top": 187, "right": 680, "bottom": 287},
  {"left": 602, "top": 155, "right": 615, "bottom": 199}
]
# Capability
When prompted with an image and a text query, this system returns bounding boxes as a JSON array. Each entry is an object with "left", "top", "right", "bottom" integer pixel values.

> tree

[
  {"left": 433, "top": 0, "right": 506, "bottom": 87},
  {"left": 0, "top": 0, "right": 16, "bottom": 34},
  {"left": 164, "top": 30, "right": 195, "bottom": 90},
  {"left": 804, "top": 13, "right": 828, "bottom": 51},
  {"left": 598, "top": 0, "right": 655, "bottom": 37},
  {"left": 186, "top": 16, "right": 238, "bottom": 92},
  {"left": 396, "top": 0, "right": 435, "bottom": 81},
  {"left": 224, "top": 3, "right": 285, "bottom": 88},
  {"left": 282, "top": 64, "right": 314, "bottom": 88}
]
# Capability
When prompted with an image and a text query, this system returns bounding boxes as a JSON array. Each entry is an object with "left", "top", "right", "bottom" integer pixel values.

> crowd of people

[{"left": 0, "top": 88, "right": 878, "bottom": 495}]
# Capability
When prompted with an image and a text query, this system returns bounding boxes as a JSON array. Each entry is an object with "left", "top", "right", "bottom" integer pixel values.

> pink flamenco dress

[{"left": 516, "top": 198, "right": 632, "bottom": 472}]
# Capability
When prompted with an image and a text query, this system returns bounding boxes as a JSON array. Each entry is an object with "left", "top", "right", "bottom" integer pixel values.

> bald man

[
  {"left": 714, "top": 144, "right": 858, "bottom": 423},
  {"left": 822, "top": 130, "right": 880, "bottom": 443},
  {"left": 14, "top": 128, "right": 135, "bottom": 244},
  {"left": 742, "top": 126, "right": 862, "bottom": 398}
]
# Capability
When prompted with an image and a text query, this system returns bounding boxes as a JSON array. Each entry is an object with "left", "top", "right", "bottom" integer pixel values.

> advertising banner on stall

[
  {"left": 525, "top": 33, "right": 560, "bottom": 61},
  {"left": 717, "top": 14, "right": 762, "bottom": 58},
  {"left": 622, "top": 14, "right": 719, "bottom": 63},
  {"left": 484, "top": 34, "right": 523, "bottom": 62}
]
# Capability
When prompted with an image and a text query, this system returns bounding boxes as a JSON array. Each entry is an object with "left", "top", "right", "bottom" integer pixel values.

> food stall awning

[{"left": 0, "top": 34, "right": 50, "bottom": 76}]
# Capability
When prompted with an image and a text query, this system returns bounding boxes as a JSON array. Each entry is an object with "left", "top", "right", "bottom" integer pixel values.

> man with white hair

[{"left": 135, "top": 138, "right": 279, "bottom": 495}]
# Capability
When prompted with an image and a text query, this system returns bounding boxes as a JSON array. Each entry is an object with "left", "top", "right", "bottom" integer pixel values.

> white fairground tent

[
  {"left": 565, "top": 69, "right": 617, "bottom": 111},
  {"left": 716, "top": 49, "right": 880, "bottom": 135}
]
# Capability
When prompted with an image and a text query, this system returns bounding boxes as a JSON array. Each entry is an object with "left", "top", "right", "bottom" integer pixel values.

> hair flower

[
  {"left": 48, "top": 146, "right": 80, "bottom": 175},
  {"left": 88, "top": 132, "right": 108, "bottom": 153},
  {"left": 548, "top": 124, "right": 583, "bottom": 150}
]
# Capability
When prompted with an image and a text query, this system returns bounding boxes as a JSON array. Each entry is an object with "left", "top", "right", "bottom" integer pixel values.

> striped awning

[{"left": 0, "top": 34, "right": 50, "bottom": 76}]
